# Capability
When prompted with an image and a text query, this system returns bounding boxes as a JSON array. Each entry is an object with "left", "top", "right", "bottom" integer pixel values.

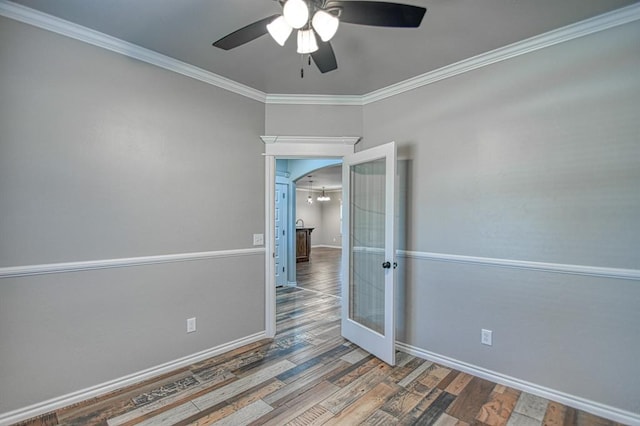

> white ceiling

[{"left": 9, "top": 0, "right": 638, "bottom": 95}]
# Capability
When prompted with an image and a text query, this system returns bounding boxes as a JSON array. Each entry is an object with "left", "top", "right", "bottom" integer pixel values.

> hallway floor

[{"left": 16, "top": 248, "right": 621, "bottom": 425}]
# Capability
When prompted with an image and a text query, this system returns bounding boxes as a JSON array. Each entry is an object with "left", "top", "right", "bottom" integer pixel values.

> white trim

[
  {"left": 265, "top": 156, "right": 277, "bottom": 338},
  {"left": 2, "top": 1, "right": 638, "bottom": 106},
  {"left": 264, "top": 136, "right": 357, "bottom": 346},
  {"left": 261, "top": 136, "right": 361, "bottom": 157},
  {"left": 260, "top": 135, "right": 361, "bottom": 145},
  {"left": 362, "top": 2, "right": 640, "bottom": 104},
  {"left": 398, "top": 250, "right": 640, "bottom": 281},
  {"left": 0, "top": 331, "right": 267, "bottom": 426},
  {"left": 0, "top": 248, "right": 265, "bottom": 279},
  {"left": 0, "top": 0, "right": 266, "bottom": 103},
  {"left": 265, "top": 94, "right": 363, "bottom": 106},
  {"left": 396, "top": 341, "right": 640, "bottom": 426}
]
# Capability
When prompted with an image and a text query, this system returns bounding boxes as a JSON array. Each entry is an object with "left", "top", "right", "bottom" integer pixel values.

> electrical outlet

[
  {"left": 481, "top": 329, "right": 492, "bottom": 346},
  {"left": 253, "top": 233, "right": 264, "bottom": 246},
  {"left": 187, "top": 317, "right": 196, "bottom": 333}
]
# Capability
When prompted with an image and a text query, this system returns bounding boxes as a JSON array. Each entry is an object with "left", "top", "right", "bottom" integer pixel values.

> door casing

[{"left": 262, "top": 136, "right": 360, "bottom": 337}]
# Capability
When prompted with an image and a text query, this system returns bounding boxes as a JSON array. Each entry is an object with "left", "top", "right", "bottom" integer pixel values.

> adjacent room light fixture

[
  {"left": 268, "top": 0, "right": 339, "bottom": 56},
  {"left": 307, "top": 178, "right": 314, "bottom": 204},
  {"left": 317, "top": 187, "right": 331, "bottom": 202}
]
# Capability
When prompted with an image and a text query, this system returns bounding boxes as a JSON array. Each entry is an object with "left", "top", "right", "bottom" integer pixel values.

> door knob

[{"left": 382, "top": 261, "right": 391, "bottom": 269}]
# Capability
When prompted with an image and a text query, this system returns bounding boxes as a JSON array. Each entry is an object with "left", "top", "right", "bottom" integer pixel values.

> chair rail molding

[
  {"left": 0, "top": 248, "right": 265, "bottom": 279},
  {"left": 397, "top": 250, "right": 640, "bottom": 281}
]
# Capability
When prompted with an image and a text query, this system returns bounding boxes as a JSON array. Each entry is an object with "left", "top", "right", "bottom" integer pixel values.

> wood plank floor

[{"left": 15, "top": 247, "right": 622, "bottom": 426}]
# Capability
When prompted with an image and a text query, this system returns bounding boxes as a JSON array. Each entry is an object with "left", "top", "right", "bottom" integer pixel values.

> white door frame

[{"left": 262, "top": 136, "right": 361, "bottom": 337}]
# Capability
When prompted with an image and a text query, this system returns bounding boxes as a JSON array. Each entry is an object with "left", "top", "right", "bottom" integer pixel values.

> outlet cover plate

[{"left": 253, "top": 233, "right": 264, "bottom": 246}]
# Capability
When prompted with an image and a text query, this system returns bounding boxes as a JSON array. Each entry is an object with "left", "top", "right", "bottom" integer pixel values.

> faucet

[{"left": 296, "top": 219, "right": 304, "bottom": 228}]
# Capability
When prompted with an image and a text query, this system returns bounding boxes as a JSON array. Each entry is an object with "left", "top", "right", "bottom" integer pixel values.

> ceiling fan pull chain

[{"left": 300, "top": 53, "right": 304, "bottom": 78}]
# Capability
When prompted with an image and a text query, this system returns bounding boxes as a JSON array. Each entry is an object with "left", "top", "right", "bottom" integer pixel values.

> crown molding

[
  {"left": 362, "top": 2, "right": 640, "bottom": 105},
  {"left": 2, "top": 1, "right": 638, "bottom": 106},
  {"left": 0, "top": 0, "right": 267, "bottom": 103},
  {"left": 265, "top": 94, "right": 363, "bottom": 106}
]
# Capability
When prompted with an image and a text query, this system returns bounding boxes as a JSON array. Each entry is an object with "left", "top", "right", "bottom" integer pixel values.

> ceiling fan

[{"left": 212, "top": 0, "right": 427, "bottom": 75}]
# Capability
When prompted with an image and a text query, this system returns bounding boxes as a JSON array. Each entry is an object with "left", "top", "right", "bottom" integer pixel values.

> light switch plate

[
  {"left": 253, "top": 233, "right": 264, "bottom": 246},
  {"left": 187, "top": 317, "right": 196, "bottom": 333},
  {"left": 481, "top": 329, "right": 492, "bottom": 346}
]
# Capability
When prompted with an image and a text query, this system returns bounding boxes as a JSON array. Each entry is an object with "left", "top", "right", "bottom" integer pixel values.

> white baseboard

[
  {"left": 396, "top": 341, "right": 640, "bottom": 426},
  {"left": 0, "top": 331, "right": 267, "bottom": 426}
]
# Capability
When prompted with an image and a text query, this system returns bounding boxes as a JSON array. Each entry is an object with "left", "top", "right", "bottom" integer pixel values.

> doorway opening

[
  {"left": 291, "top": 164, "right": 343, "bottom": 299},
  {"left": 262, "top": 136, "right": 359, "bottom": 338},
  {"left": 264, "top": 136, "right": 399, "bottom": 366}
]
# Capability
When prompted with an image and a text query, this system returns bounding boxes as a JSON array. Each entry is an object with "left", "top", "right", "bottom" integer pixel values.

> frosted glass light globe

[
  {"left": 267, "top": 16, "right": 292, "bottom": 46},
  {"left": 312, "top": 10, "right": 339, "bottom": 42},
  {"left": 297, "top": 29, "right": 318, "bottom": 54},
  {"left": 283, "top": 0, "right": 309, "bottom": 29}
]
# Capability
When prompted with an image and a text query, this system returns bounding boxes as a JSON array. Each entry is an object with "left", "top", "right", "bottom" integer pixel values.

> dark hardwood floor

[{"left": 15, "top": 247, "right": 621, "bottom": 425}]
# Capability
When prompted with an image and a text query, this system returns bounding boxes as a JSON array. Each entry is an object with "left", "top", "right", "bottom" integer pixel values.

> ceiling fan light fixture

[
  {"left": 267, "top": 16, "right": 292, "bottom": 46},
  {"left": 297, "top": 29, "right": 318, "bottom": 54},
  {"left": 283, "top": 0, "right": 309, "bottom": 29},
  {"left": 312, "top": 10, "right": 339, "bottom": 42}
]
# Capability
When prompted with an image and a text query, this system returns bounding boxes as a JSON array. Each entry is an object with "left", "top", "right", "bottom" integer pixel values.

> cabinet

[{"left": 296, "top": 228, "right": 314, "bottom": 262}]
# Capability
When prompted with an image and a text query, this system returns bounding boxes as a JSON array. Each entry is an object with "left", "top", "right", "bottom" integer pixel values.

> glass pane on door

[{"left": 349, "top": 158, "right": 386, "bottom": 335}]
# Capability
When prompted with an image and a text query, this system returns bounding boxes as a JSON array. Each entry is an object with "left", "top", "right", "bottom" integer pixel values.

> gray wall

[
  {"left": 265, "top": 104, "right": 362, "bottom": 137},
  {"left": 362, "top": 21, "right": 640, "bottom": 414},
  {"left": 296, "top": 189, "right": 342, "bottom": 247},
  {"left": 0, "top": 17, "right": 265, "bottom": 413},
  {"left": 295, "top": 189, "right": 322, "bottom": 245},
  {"left": 2, "top": 9, "right": 639, "bottom": 421},
  {"left": 319, "top": 192, "right": 342, "bottom": 247},
  {"left": 295, "top": 190, "right": 341, "bottom": 247}
]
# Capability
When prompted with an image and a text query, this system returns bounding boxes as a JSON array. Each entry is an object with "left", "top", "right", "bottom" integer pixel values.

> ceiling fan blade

[
  {"left": 213, "top": 14, "right": 279, "bottom": 50},
  {"left": 326, "top": 1, "right": 426, "bottom": 27},
  {"left": 311, "top": 41, "right": 338, "bottom": 73}
]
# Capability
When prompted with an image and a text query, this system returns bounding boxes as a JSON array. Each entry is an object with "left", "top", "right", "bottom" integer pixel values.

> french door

[{"left": 341, "top": 142, "right": 397, "bottom": 366}]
